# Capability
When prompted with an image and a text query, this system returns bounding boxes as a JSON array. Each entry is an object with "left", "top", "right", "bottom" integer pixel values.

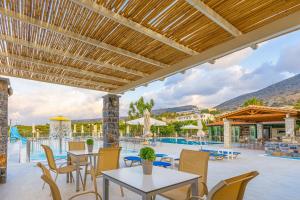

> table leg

[
  {"left": 93, "top": 155, "right": 97, "bottom": 168},
  {"left": 75, "top": 156, "right": 80, "bottom": 192},
  {"left": 191, "top": 180, "right": 199, "bottom": 200},
  {"left": 103, "top": 177, "right": 109, "bottom": 200},
  {"left": 66, "top": 153, "right": 70, "bottom": 183},
  {"left": 142, "top": 194, "right": 152, "bottom": 200}
]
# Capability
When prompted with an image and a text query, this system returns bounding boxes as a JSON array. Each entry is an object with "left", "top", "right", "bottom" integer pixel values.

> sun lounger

[
  {"left": 123, "top": 156, "right": 141, "bottom": 167},
  {"left": 153, "top": 161, "right": 172, "bottom": 168}
]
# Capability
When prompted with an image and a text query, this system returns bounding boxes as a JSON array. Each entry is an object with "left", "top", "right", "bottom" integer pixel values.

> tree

[
  {"left": 294, "top": 99, "right": 300, "bottom": 109},
  {"left": 128, "top": 97, "right": 155, "bottom": 119},
  {"left": 243, "top": 97, "right": 264, "bottom": 107}
]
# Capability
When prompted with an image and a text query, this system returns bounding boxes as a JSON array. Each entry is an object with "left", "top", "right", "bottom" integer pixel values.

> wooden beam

[
  {"left": 228, "top": 113, "right": 285, "bottom": 120},
  {"left": 0, "top": 64, "right": 114, "bottom": 90},
  {"left": 0, "top": 34, "right": 148, "bottom": 77},
  {"left": 0, "top": 51, "right": 129, "bottom": 84},
  {"left": 112, "top": 10, "right": 300, "bottom": 93},
  {"left": 0, "top": 7, "right": 168, "bottom": 69},
  {"left": 185, "top": 0, "right": 242, "bottom": 36},
  {"left": 71, "top": 0, "right": 198, "bottom": 55},
  {"left": 0, "top": 67, "right": 106, "bottom": 91}
]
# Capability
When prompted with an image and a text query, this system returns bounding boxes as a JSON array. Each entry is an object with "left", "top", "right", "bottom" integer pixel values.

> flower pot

[
  {"left": 142, "top": 159, "right": 153, "bottom": 175},
  {"left": 87, "top": 145, "right": 93, "bottom": 152}
]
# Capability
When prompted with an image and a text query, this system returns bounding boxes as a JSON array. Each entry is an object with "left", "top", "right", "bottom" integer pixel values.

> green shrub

[
  {"left": 86, "top": 138, "right": 94, "bottom": 145},
  {"left": 139, "top": 147, "right": 156, "bottom": 161}
]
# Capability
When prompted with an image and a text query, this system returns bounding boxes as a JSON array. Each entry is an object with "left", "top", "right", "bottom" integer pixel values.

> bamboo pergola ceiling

[{"left": 0, "top": 0, "right": 299, "bottom": 93}]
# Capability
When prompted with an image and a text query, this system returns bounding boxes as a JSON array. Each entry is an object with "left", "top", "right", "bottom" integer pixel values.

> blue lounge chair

[
  {"left": 156, "top": 153, "right": 168, "bottom": 158},
  {"left": 124, "top": 156, "right": 141, "bottom": 167},
  {"left": 200, "top": 149, "right": 225, "bottom": 160},
  {"left": 153, "top": 161, "right": 172, "bottom": 168}
]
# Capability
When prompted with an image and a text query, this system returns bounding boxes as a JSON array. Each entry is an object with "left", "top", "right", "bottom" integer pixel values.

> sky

[{"left": 7, "top": 30, "right": 300, "bottom": 125}]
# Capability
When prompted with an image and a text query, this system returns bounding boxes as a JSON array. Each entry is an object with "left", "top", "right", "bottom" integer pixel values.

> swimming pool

[
  {"left": 156, "top": 138, "right": 222, "bottom": 145},
  {"left": 30, "top": 148, "right": 138, "bottom": 161},
  {"left": 23, "top": 139, "right": 138, "bottom": 161}
]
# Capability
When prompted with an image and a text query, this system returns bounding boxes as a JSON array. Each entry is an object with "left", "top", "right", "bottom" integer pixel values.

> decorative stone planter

[
  {"left": 87, "top": 145, "right": 93, "bottom": 152},
  {"left": 142, "top": 159, "right": 153, "bottom": 175}
]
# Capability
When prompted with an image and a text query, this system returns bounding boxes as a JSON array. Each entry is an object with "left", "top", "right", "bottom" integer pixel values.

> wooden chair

[
  {"left": 160, "top": 149, "right": 209, "bottom": 200},
  {"left": 87, "top": 147, "right": 124, "bottom": 199},
  {"left": 68, "top": 141, "right": 90, "bottom": 190},
  {"left": 192, "top": 171, "right": 259, "bottom": 200},
  {"left": 37, "top": 162, "right": 101, "bottom": 200},
  {"left": 41, "top": 145, "right": 80, "bottom": 187}
]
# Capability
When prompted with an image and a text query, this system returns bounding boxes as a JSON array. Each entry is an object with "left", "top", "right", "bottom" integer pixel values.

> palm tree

[{"left": 242, "top": 97, "right": 264, "bottom": 107}]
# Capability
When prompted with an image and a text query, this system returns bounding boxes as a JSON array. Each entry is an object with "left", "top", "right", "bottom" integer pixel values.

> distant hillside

[
  {"left": 215, "top": 74, "right": 300, "bottom": 111},
  {"left": 152, "top": 105, "right": 198, "bottom": 115}
]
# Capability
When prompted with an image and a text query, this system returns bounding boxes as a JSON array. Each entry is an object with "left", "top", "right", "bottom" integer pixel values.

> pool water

[
  {"left": 26, "top": 140, "right": 138, "bottom": 161},
  {"left": 156, "top": 138, "right": 222, "bottom": 145},
  {"left": 30, "top": 149, "right": 138, "bottom": 161}
]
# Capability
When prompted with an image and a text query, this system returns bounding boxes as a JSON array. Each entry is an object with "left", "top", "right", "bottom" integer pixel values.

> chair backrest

[
  {"left": 208, "top": 171, "right": 259, "bottom": 200},
  {"left": 37, "top": 162, "right": 62, "bottom": 200},
  {"left": 68, "top": 141, "right": 85, "bottom": 151},
  {"left": 41, "top": 145, "right": 57, "bottom": 171},
  {"left": 41, "top": 175, "right": 62, "bottom": 200},
  {"left": 179, "top": 149, "right": 209, "bottom": 196},
  {"left": 37, "top": 162, "right": 52, "bottom": 181},
  {"left": 96, "top": 147, "right": 121, "bottom": 174}
]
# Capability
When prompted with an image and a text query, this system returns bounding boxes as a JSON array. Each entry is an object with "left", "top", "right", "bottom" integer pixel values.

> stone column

[
  {"left": 257, "top": 123, "right": 263, "bottom": 139},
  {"left": 285, "top": 114, "right": 296, "bottom": 137},
  {"left": 0, "top": 78, "right": 9, "bottom": 184},
  {"left": 102, "top": 94, "right": 120, "bottom": 147},
  {"left": 223, "top": 118, "right": 232, "bottom": 148}
]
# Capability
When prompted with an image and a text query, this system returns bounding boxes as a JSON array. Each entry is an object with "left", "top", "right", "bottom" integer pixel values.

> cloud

[
  {"left": 275, "top": 43, "right": 300, "bottom": 73},
  {"left": 8, "top": 79, "right": 106, "bottom": 125},
  {"left": 145, "top": 41, "right": 299, "bottom": 109}
]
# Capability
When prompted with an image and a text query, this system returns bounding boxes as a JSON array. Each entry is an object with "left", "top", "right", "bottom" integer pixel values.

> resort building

[
  {"left": 176, "top": 113, "right": 215, "bottom": 122},
  {"left": 207, "top": 106, "right": 300, "bottom": 146}
]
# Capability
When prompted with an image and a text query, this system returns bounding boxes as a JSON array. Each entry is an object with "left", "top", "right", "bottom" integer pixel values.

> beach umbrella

[
  {"left": 181, "top": 124, "right": 199, "bottom": 138},
  {"left": 36, "top": 129, "right": 40, "bottom": 139},
  {"left": 73, "top": 124, "right": 76, "bottom": 133},
  {"left": 99, "top": 124, "right": 102, "bottom": 137},
  {"left": 81, "top": 125, "right": 84, "bottom": 137},
  {"left": 143, "top": 109, "right": 151, "bottom": 137},
  {"left": 197, "top": 120, "right": 206, "bottom": 137},
  {"left": 93, "top": 124, "right": 97, "bottom": 137},
  {"left": 32, "top": 124, "right": 36, "bottom": 138},
  {"left": 127, "top": 117, "right": 166, "bottom": 126},
  {"left": 126, "top": 125, "right": 130, "bottom": 136}
]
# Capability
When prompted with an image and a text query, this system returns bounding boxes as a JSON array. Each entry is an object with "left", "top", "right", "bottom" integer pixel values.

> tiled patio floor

[{"left": 1, "top": 142, "right": 300, "bottom": 200}]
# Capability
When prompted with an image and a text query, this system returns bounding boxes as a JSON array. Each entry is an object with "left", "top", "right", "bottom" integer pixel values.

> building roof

[
  {"left": 207, "top": 121, "right": 255, "bottom": 126},
  {"left": 214, "top": 106, "right": 300, "bottom": 123},
  {"left": 0, "top": 1, "right": 299, "bottom": 93}
]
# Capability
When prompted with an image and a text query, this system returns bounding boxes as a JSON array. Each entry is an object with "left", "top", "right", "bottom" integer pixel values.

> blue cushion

[
  {"left": 153, "top": 161, "right": 172, "bottom": 167},
  {"left": 156, "top": 153, "right": 168, "bottom": 157},
  {"left": 124, "top": 156, "right": 141, "bottom": 161}
]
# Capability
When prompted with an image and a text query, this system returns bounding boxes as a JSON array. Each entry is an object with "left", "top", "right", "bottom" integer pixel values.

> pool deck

[{"left": 1, "top": 142, "right": 300, "bottom": 200}]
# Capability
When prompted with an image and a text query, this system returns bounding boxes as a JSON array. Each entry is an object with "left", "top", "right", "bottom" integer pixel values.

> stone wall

[
  {"left": 0, "top": 78, "right": 8, "bottom": 184},
  {"left": 102, "top": 94, "right": 120, "bottom": 147}
]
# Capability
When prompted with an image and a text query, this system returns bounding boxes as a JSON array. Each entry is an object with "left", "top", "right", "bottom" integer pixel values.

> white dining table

[
  {"left": 102, "top": 166, "right": 200, "bottom": 200},
  {"left": 67, "top": 149, "right": 99, "bottom": 192}
]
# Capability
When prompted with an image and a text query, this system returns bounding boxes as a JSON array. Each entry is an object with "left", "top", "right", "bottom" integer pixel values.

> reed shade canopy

[{"left": 0, "top": 0, "right": 299, "bottom": 93}]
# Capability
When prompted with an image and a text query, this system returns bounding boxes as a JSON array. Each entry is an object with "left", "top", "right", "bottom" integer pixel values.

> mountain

[
  {"left": 152, "top": 105, "right": 199, "bottom": 115},
  {"left": 215, "top": 74, "right": 300, "bottom": 111}
]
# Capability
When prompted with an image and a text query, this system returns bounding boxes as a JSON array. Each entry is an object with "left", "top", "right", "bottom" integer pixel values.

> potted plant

[
  {"left": 139, "top": 147, "right": 156, "bottom": 175},
  {"left": 86, "top": 138, "right": 94, "bottom": 152}
]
